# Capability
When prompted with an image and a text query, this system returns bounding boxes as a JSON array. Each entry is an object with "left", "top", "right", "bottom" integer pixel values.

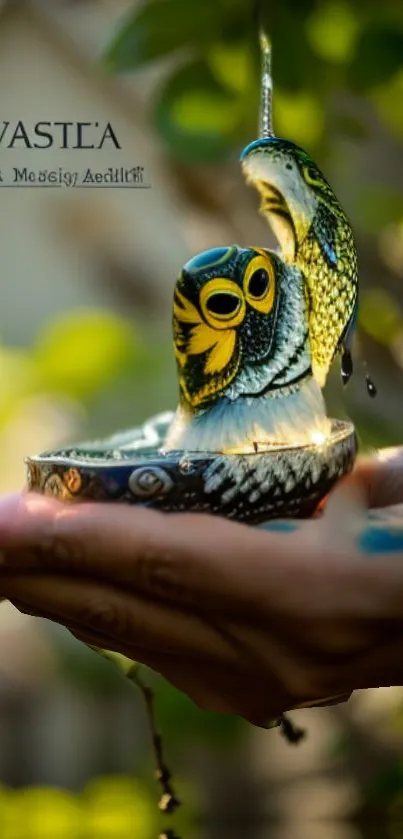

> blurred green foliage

[
  {"left": 34, "top": 312, "right": 139, "bottom": 403},
  {"left": 55, "top": 642, "right": 243, "bottom": 751},
  {"left": 0, "top": 776, "right": 164, "bottom": 839},
  {"left": 106, "top": 0, "right": 403, "bottom": 162},
  {"left": 0, "top": 308, "right": 174, "bottom": 443},
  {"left": 359, "top": 289, "right": 402, "bottom": 346},
  {"left": 0, "top": 772, "right": 200, "bottom": 839},
  {"left": 352, "top": 187, "right": 403, "bottom": 236},
  {"left": 0, "top": 309, "right": 141, "bottom": 427}
]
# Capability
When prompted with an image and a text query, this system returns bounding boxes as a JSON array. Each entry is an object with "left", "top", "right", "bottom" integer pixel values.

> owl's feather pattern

[{"left": 165, "top": 245, "right": 330, "bottom": 453}]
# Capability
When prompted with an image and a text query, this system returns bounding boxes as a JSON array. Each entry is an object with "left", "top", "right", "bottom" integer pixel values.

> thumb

[{"left": 350, "top": 447, "right": 403, "bottom": 509}]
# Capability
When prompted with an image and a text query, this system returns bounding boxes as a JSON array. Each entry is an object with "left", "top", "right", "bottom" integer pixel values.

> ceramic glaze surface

[
  {"left": 27, "top": 414, "right": 356, "bottom": 522},
  {"left": 26, "top": 140, "right": 358, "bottom": 522}
]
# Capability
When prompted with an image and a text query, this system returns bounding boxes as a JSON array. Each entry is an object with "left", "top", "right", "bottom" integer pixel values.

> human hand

[{"left": 0, "top": 448, "right": 402, "bottom": 726}]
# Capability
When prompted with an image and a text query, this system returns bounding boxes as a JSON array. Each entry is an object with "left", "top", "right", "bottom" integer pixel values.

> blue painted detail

[
  {"left": 240, "top": 138, "right": 275, "bottom": 159},
  {"left": 184, "top": 247, "right": 234, "bottom": 273},
  {"left": 240, "top": 136, "right": 296, "bottom": 160},
  {"left": 359, "top": 526, "right": 403, "bottom": 554},
  {"left": 322, "top": 241, "right": 337, "bottom": 266},
  {"left": 259, "top": 520, "right": 299, "bottom": 533},
  {"left": 342, "top": 300, "right": 358, "bottom": 349}
]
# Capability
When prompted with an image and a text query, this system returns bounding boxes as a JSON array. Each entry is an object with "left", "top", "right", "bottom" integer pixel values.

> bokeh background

[{"left": 0, "top": 0, "right": 403, "bottom": 837}]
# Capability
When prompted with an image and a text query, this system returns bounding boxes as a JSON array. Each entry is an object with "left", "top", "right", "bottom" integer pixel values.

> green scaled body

[{"left": 241, "top": 137, "right": 358, "bottom": 388}]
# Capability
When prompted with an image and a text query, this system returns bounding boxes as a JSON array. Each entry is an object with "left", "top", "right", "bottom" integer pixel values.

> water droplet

[
  {"left": 366, "top": 375, "right": 377, "bottom": 398},
  {"left": 341, "top": 349, "right": 353, "bottom": 385}
]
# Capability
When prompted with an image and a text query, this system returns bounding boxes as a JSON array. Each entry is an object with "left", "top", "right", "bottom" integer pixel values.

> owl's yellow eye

[
  {"left": 200, "top": 278, "right": 245, "bottom": 329},
  {"left": 206, "top": 291, "right": 241, "bottom": 318},
  {"left": 247, "top": 268, "right": 270, "bottom": 300},
  {"left": 244, "top": 254, "right": 275, "bottom": 314}
]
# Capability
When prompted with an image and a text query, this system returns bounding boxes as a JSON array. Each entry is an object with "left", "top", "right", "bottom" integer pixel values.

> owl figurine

[{"left": 164, "top": 244, "right": 331, "bottom": 454}]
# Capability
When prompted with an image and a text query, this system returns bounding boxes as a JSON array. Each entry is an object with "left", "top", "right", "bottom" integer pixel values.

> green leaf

[
  {"left": 0, "top": 348, "right": 40, "bottom": 421},
  {"left": 83, "top": 777, "right": 157, "bottom": 839},
  {"left": 105, "top": 0, "right": 227, "bottom": 71},
  {"left": 155, "top": 60, "right": 241, "bottom": 162},
  {"left": 34, "top": 310, "right": 138, "bottom": 401},
  {"left": 207, "top": 40, "right": 254, "bottom": 95},
  {"left": 275, "top": 90, "right": 324, "bottom": 147},
  {"left": 307, "top": 2, "right": 359, "bottom": 64},
  {"left": 348, "top": 26, "right": 403, "bottom": 91}
]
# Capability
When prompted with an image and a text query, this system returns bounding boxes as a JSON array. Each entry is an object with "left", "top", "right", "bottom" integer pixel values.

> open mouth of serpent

[
  {"left": 259, "top": 181, "right": 298, "bottom": 259},
  {"left": 261, "top": 182, "right": 295, "bottom": 223}
]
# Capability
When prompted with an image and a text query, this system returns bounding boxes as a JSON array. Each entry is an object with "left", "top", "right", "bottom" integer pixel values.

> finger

[
  {"left": 65, "top": 623, "right": 268, "bottom": 717},
  {"left": 29, "top": 612, "right": 240, "bottom": 714},
  {"left": 12, "top": 597, "right": 207, "bottom": 693},
  {"left": 11, "top": 598, "right": 212, "bottom": 686},
  {"left": 0, "top": 493, "right": 305, "bottom": 615},
  {"left": 66, "top": 621, "right": 289, "bottom": 721},
  {"left": 10, "top": 599, "right": 143, "bottom": 659},
  {"left": 0, "top": 573, "right": 238, "bottom": 663},
  {"left": 65, "top": 626, "right": 133, "bottom": 654},
  {"left": 349, "top": 447, "right": 403, "bottom": 508},
  {"left": 12, "top": 596, "right": 278, "bottom": 719},
  {"left": 317, "top": 478, "right": 366, "bottom": 551},
  {"left": 149, "top": 656, "right": 259, "bottom": 716}
]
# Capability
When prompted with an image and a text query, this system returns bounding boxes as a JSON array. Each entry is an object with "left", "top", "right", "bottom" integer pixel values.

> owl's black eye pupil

[
  {"left": 248, "top": 268, "right": 269, "bottom": 299},
  {"left": 206, "top": 292, "right": 239, "bottom": 316}
]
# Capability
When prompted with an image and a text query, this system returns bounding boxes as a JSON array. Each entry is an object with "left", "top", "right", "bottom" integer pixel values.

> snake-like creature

[{"left": 241, "top": 137, "right": 358, "bottom": 388}]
